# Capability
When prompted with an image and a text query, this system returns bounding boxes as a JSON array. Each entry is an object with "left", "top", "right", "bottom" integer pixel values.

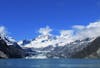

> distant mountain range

[
  {"left": 0, "top": 21, "right": 100, "bottom": 58},
  {"left": 0, "top": 30, "right": 100, "bottom": 59}
]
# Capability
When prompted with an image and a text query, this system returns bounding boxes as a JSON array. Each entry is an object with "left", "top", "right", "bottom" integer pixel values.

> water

[{"left": 0, "top": 59, "right": 100, "bottom": 68}]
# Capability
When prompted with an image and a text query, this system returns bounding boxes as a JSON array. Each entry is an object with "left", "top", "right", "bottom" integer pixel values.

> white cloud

[
  {"left": 38, "top": 26, "right": 52, "bottom": 35},
  {"left": 87, "top": 21, "right": 100, "bottom": 28},
  {"left": 24, "top": 21, "right": 100, "bottom": 48},
  {"left": 0, "top": 26, "right": 7, "bottom": 38},
  {"left": 0, "top": 26, "right": 5, "bottom": 33},
  {"left": 74, "top": 21, "right": 100, "bottom": 40},
  {"left": 73, "top": 25, "right": 85, "bottom": 30}
]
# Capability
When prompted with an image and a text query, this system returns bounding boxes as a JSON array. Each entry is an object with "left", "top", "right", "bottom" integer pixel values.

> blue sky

[{"left": 0, "top": 0, "right": 100, "bottom": 40}]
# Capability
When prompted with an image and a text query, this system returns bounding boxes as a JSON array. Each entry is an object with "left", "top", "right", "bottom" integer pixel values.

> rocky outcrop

[
  {"left": 46, "top": 37, "right": 100, "bottom": 58},
  {"left": 70, "top": 37, "right": 100, "bottom": 58},
  {"left": 0, "top": 37, "right": 26, "bottom": 58},
  {"left": 0, "top": 51, "right": 8, "bottom": 58}
]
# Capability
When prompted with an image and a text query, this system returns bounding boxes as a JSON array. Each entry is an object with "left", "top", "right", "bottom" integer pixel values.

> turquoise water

[{"left": 0, "top": 59, "right": 100, "bottom": 68}]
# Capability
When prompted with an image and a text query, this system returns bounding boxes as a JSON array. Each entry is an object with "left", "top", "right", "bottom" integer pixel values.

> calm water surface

[{"left": 0, "top": 59, "right": 100, "bottom": 68}]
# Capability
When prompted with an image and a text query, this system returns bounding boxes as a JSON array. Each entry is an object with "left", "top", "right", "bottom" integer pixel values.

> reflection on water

[{"left": 0, "top": 59, "right": 100, "bottom": 68}]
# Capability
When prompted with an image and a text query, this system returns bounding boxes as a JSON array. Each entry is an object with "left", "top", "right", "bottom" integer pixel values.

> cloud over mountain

[
  {"left": 38, "top": 26, "right": 52, "bottom": 35},
  {"left": 1, "top": 21, "right": 100, "bottom": 48},
  {"left": 0, "top": 26, "right": 7, "bottom": 38},
  {"left": 38, "top": 21, "right": 100, "bottom": 41},
  {"left": 72, "top": 21, "right": 100, "bottom": 40},
  {"left": 23, "top": 21, "right": 100, "bottom": 48}
]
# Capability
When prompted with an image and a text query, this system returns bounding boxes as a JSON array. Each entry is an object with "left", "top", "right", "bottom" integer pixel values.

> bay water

[{"left": 0, "top": 59, "right": 100, "bottom": 68}]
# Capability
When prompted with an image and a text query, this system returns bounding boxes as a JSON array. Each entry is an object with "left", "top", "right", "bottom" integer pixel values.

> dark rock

[
  {"left": 0, "top": 38, "right": 26, "bottom": 58},
  {"left": 20, "top": 40, "right": 30, "bottom": 46},
  {"left": 7, "top": 45, "right": 25, "bottom": 58},
  {"left": 70, "top": 37, "right": 100, "bottom": 58}
]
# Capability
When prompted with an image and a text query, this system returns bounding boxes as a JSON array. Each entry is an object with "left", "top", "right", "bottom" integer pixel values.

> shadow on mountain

[{"left": 0, "top": 37, "right": 26, "bottom": 58}]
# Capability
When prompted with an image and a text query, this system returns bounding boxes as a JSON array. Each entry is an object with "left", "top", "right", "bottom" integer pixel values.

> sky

[{"left": 0, "top": 0, "right": 100, "bottom": 40}]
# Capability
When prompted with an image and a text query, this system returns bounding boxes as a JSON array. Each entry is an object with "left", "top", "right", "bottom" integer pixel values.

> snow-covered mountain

[
  {"left": 1, "top": 21, "right": 100, "bottom": 59},
  {"left": 19, "top": 36, "right": 100, "bottom": 59},
  {"left": 46, "top": 37, "right": 95, "bottom": 58},
  {"left": 0, "top": 26, "right": 26, "bottom": 58},
  {"left": 18, "top": 32, "right": 95, "bottom": 49},
  {"left": 0, "top": 26, "right": 16, "bottom": 45},
  {"left": 17, "top": 29, "right": 97, "bottom": 58},
  {"left": 18, "top": 21, "right": 100, "bottom": 49}
]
